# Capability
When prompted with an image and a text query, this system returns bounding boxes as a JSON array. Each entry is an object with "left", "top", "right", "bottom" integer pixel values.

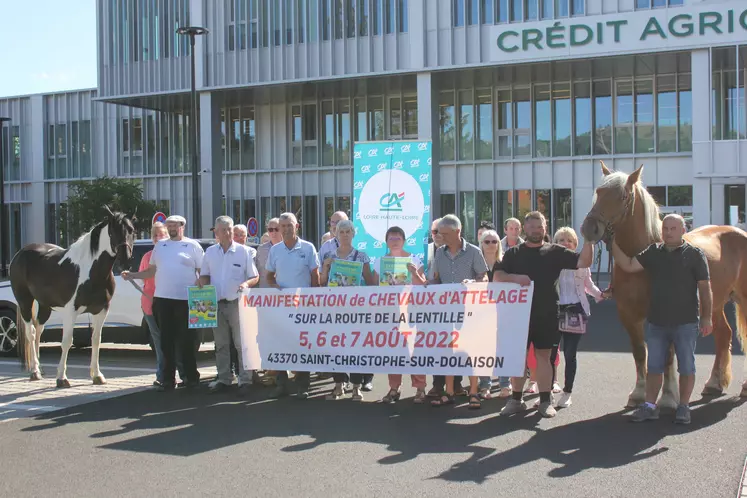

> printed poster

[
  {"left": 188, "top": 285, "right": 218, "bottom": 329},
  {"left": 352, "top": 141, "right": 432, "bottom": 271},
  {"left": 328, "top": 259, "right": 364, "bottom": 287},
  {"left": 378, "top": 256, "right": 412, "bottom": 286}
]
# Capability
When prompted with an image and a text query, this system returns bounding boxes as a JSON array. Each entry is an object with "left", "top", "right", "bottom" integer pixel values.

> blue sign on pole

[{"left": 352, "top": 141, "right": 432, "bottom": 269}]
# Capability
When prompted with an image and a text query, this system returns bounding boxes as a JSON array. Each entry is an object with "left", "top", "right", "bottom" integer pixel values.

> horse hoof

[
  {"left": 701, "top": 386, "right": 724, "bottom": 397},
  {"left": 29, "top": 372, "right": 43, "bottom": 381},
  {"left": 92, "top": 376, "right": 106, "bottom": 386},
  {"left": 56, "top": 379, "right": 71, "bottom": 389}
]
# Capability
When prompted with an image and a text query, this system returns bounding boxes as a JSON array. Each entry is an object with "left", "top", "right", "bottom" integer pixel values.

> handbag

[{"left": 558, "top": 304, "right": 587, "bottom": 334}]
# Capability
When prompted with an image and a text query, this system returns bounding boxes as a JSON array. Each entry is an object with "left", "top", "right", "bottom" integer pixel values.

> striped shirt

[{"left": 431, "top": 238, "right": 489, "bottom": 284}]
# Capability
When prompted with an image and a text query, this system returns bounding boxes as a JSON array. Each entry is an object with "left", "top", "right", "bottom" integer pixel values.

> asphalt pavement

[{"left": 0, "top": 300, "right": 745, "bottom": 498}]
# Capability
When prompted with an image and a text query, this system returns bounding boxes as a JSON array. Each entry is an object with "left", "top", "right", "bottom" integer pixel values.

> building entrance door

[{"left": 724, "top": 184, "right": 746, "bottom": 229}]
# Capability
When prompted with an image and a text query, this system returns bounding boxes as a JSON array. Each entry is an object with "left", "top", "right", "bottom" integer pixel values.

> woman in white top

[
  {"left": 320, "top": 220, "right": 376, "bottom": 401},
  {"left": 553, "top": 227, "right": 605, "bottom": 408},
  {"left": 373, "top": 226, "right": 428, "bottom": 404}
]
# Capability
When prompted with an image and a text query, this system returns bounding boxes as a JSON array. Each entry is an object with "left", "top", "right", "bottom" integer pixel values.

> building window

[
  {"left": 440, "top": 91, "right": 456, "bottom": 162},
  {"left": 398, "top": 0, "right": 407, "bottom": 32},
  {"left": 614, "top": 80, "right": 634, "bottom": 154},
  {"left": 636, "top": 0, "right": 682, "bottom": 8},
  {"left": 335, "top": 0, "right": 344, "bottom": 39},
  {"left": 476, "top": 89, "right": 493, "bottom": 159},
  {"left": 358, "top": 0, "right": 369, "bottom": 35},
  {"left": 346, "top": 0, "right": 356, "bottom": 37},
  {"left": 336, "top": 99, "right": 351, "bottom": 165},
  {"left": 574, "top": 82, "right": 591, "bottom": 155},
  {"left": 373, "top": 0, "right": 382, "bottom": 34},
  {"left": 440, "top": 193, "right": 456, "bottom": 217},
  {"left": 385, "top": 0, "right": 396, "bottom": 33},
  {"left": 534, "top": 84, "right": 551, "bottom": 157},
  {"left": 712, "top": 46, "right": 747, "bottom": 141},
  {"left": 497, "top": 89, "right": 512, "bottom": 157},
  {"left": 368, "top": 96, "right": 385, "bottom": 140},
  {"left": 460, "top": 191, "right": 476, "bottom": 243},
  {"left": 458, "top": 90, "right": 475, "bottom": 160},
  {"left": 496, "top": 190, "right": 513, "bottom": 236},
  {"left": 553, "top": 83, "right": 571, "bottom": 156},
  {"left": 514, "top": 88, "right": 531, "bottom": 156}
]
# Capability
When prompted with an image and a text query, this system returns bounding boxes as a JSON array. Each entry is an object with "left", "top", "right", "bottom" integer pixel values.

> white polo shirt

[
  {"left": 150, "top": 237, "right": 204, "bottom": 301},
  {"left": 266, "top": 237, "right": 319, "bottom": 289},
  {"left": 201, "top": 242, "right": 258, "bottom": 302}
]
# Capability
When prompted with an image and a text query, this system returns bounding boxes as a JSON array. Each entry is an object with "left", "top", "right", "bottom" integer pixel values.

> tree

[{"left": 58, "top": 177, "right": 163, "bottom": 243}]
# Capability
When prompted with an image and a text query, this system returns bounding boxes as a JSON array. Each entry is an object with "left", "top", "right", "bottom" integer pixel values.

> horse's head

[
  {"left": 104, "top": 205, "right": 136, "bottom": 267},
  {"left": 581, "top": 161, "right": 643, "bottom": 243}
]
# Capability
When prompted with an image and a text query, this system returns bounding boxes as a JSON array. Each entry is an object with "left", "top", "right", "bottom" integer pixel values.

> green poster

[
  {"left": 328, "top": 259, "right": 364, "bottom": 287},
  {"left": 379, "top": 257, "right": 411, "bottom": 286},
  {"left": 188, "top": 285, "right": 218, "bottom": 329}
]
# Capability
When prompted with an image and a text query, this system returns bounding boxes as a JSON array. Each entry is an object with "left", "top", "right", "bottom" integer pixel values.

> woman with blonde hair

[
  {"left": 551, "top": 226, "right": 606, "bottom": 408},
  {"left": 481, "top": 229, "right": 512, "bottom": 400}
]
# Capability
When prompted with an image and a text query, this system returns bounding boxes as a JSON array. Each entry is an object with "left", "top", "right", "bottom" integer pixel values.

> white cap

[{"left": 165, "top": 215, "right": 187, "bottom": 225}]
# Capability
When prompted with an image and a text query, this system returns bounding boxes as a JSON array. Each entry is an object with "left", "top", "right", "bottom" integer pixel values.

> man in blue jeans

[{"left": 610, "top": 214, "right": 712, "bottom": 424}]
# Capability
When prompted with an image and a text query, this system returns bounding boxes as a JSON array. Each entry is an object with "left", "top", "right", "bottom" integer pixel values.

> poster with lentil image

[{"left": 188, "top": 286, "right": 218, "bottom": 329}]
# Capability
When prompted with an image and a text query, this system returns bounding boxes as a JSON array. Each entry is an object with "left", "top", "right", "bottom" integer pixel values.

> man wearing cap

[
  {"left": 122, "top": 214, "right": 204, "bottom": 391},
  {"left": 200, "top": 216, "right": 259, "bottom": 395},
  {"left": 266, "top": 212, "right": 320, "bottom": 399}
]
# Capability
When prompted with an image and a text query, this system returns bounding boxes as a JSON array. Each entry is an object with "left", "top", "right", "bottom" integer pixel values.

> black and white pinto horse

[{"left": 9, "top": 207, "right": 135, "bottom": 387}]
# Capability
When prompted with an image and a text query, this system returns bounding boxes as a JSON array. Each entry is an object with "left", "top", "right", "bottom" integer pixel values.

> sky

[{"left": 0, "top": 0, "right": 97, "bottom": 98}]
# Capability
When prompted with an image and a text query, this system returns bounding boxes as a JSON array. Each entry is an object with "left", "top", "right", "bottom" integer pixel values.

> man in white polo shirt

[
  {"left": 122, "top": 214, "right": 204, "bottom": 391},
  {"left": 200, "top": 216, "right": 259, "bottom": 395},
  {"left": 266, "top": 212, "right": 320, "bottom": 400}
]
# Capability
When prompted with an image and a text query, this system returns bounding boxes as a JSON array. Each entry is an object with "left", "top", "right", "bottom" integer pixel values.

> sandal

[
  {"left": 426, "top": 386, "right": 443, "bottom": 398},
  {"left": 413, "top": 388, "right": 426, "bottom": 404},
  {"left": 430, "top": 394, "right": 455, "bottom": 407},
  {"left": 381, "top": 389, "right": 401, "bottom": 404},
  {"left": 454, "top": 385, "right": 468, "bottom": 396},
  {"left": 468, "top": 394, "right": 482, "bottom": 410}
]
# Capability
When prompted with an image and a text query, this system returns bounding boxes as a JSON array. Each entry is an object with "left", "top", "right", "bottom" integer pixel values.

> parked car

[{"left": 0, "top": 238, "right": 257, "bottom": 356}]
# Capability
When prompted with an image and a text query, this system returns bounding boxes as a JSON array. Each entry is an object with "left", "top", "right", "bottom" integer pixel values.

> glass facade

[
  {"left": 712, "top": 46, "right": 747, "bottom": 141},
  {"left": 45, "top": 120, "right": 93, "bottom": 180},
  {"left": 453, "top": 0, "right": 584, "bottom": 25},
  {"left": 226, "top": 0, "right": 407, "bottom": 51},
  {"left": 439, "top": 54, "right": 693, "bottom": 161}
]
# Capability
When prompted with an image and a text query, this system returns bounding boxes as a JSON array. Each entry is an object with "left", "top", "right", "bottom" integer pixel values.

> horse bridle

[{"left": 589, "top": 188, "right": 635, "bottom": 293}]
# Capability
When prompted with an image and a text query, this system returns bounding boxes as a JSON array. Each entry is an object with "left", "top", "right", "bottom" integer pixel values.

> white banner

[{"left": 239, "top": 282, "right": 533, "bottom": 377}]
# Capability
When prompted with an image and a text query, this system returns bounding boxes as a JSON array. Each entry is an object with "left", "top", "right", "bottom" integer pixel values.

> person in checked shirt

[{"left": 199, "top": 216, "right": 259, "bottom": 395}]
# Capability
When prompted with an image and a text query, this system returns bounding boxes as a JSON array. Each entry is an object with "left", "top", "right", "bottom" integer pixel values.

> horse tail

[{"left": 16, "top": 304, "right": 29, "bottom": 371}]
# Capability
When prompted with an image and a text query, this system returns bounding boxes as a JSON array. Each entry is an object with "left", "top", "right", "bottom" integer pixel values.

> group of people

[{"left": 122, "top": 206, "right": 712, "bottom": 423}]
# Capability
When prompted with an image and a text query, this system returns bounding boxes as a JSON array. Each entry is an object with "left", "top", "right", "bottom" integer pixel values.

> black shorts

[{"left": 527, "top": 315, "right": 561, "bottom": 350}]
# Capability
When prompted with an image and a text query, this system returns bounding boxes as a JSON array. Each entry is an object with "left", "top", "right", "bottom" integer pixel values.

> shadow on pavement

[{"left": 18, "top": 379, "right": 747, "bottom": 483}]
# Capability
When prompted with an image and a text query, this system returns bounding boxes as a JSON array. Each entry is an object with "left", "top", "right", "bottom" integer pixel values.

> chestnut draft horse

[{"left": 582, "top": 162, "right": 747, "bottom": 409}]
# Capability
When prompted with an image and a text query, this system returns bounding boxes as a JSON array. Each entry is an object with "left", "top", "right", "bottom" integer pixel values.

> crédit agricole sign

[{"left": 493, "top": 2, "right": 747, "bottom": 61}]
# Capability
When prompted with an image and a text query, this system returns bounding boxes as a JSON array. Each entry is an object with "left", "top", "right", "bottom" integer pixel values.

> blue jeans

[
  {"left": 144, "top": 313, "right": 164, "bottom": 383},
  {"left": 646, "top": 322, "right": 699, "bottom": 376}
]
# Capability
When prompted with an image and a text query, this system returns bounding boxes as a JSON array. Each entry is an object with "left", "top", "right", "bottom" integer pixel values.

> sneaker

[
  {"left": 499, "top": 399, "right": 528, "bottom": 416},
  {"left": 538, "top": 401, "right": 557, "bottom": 418},
  {"left": 352, "top": 385, "right": 364, "bottom": 401},
  {"left": 326, "top": 383, "right": 345, "bottom": 400},
  {"left": 479, "top": 388, "right": 492, "bottom": 400},
  {"left": 556, "top": 392, "right": 572, "bottom": 408},
  {"left": 209, "top": 382, "right": 231, "bottom": 394},
  {"left": 674, "top": 404, "right": 691, "bottom": 425},
  {"left": 499, "top": 387, "right": 512, "bottom": 398},
  {"left": 552, "top": 382, "right": 562, "bottom": 394},
  {"left": 296, "top": 390, "right": 310, "bottom": 400},
  {"left": 631, "top": 404, "right": 660, "bottom": 422},
  {"left": 362, "top": 382, "right": 374, "bottom": 392}
]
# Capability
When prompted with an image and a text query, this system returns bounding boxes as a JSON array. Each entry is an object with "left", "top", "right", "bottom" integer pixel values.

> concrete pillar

[
  {"left": 29, "top": 95, "right": 46, "bottom": 243},
  {"left": 691, "top": 49, "right": 712, "bottom": 227},
  {"left": 417, "top": 72, "right": 439, "bottom": 216},
  {"left": 711, "top": 182, "right": 725, "bottom": 225},
  {"left": 199, "top": 91, "right": 222, "bottom": 236}
]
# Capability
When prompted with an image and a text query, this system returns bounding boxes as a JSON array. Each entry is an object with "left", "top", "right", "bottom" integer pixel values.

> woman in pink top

[{"left": 142, "top": 222, "right": 168, "bottom": 386}]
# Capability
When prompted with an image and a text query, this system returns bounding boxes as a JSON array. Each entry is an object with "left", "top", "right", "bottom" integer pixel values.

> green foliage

[{"left": 58, "top": 177, "right": 164, "bottom": 241}]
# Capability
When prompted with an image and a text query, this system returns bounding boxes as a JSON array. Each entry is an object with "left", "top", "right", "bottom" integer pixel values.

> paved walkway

[
  {"left": 741, "top": 456, "right": 747, "bottom": 498},
  {"left": 0, "top": 358, "right": 217, "bottom": 423}
]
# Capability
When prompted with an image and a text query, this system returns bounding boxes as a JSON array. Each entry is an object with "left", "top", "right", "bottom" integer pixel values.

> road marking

[{"left": 0, "top": 402, "right": 64, "bottom": 412}]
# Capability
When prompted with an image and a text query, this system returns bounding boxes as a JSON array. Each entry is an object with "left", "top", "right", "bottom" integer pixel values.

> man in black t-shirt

[{"left": 494, "top": 211, "right": 594, "bottom": 418}]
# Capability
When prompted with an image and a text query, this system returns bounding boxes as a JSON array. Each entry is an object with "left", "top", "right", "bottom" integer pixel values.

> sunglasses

[
  {"left": 483, "top": 240, "right": 498, "bottom": 245},
  {"left": 267, "top": 227, "right": 279, "bottom": 232}
]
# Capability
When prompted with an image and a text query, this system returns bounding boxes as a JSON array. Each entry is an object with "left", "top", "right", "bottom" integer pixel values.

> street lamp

[
  {"left": 0, "top": 117, "right": 10, "bottom": 278},
  {"left": 176, "top": 26, "right": 208, "bottom": 239}
]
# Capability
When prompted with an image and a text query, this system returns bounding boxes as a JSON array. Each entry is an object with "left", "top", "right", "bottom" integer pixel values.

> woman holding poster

[
  {"left": 320, "top": 220, "right": 376, "bottom": 401},
  {"left": 371, "top": 226, "right": 429, "bottom": 404}
]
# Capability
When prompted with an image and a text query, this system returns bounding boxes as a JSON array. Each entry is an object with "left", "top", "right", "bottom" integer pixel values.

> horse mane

[
  {"left": 61, "top": 219, "right": 112, "bottom": 267},
  {"left": 599, "top": 171, "right": 662, "bottom": 243}
]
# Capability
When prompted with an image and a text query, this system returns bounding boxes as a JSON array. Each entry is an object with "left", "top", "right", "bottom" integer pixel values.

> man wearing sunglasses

[
  {"left": 426, "top": 217, "right": 443, "bottom": 280},
  {"left": 255, "top": 217, "right": 282, "bottom": 288}
]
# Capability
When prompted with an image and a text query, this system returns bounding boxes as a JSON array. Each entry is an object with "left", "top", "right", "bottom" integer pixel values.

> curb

[{"left": 739, "top": 454, "right": 747, "bottom": 498}]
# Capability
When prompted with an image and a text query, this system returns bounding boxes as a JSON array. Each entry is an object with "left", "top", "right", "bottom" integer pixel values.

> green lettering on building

[
  {"left": 494, "top": 8, "right": 747, "bottom": 52},
  {"left": 640, "top": 17, "right": 667, "bottom": 40}
]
